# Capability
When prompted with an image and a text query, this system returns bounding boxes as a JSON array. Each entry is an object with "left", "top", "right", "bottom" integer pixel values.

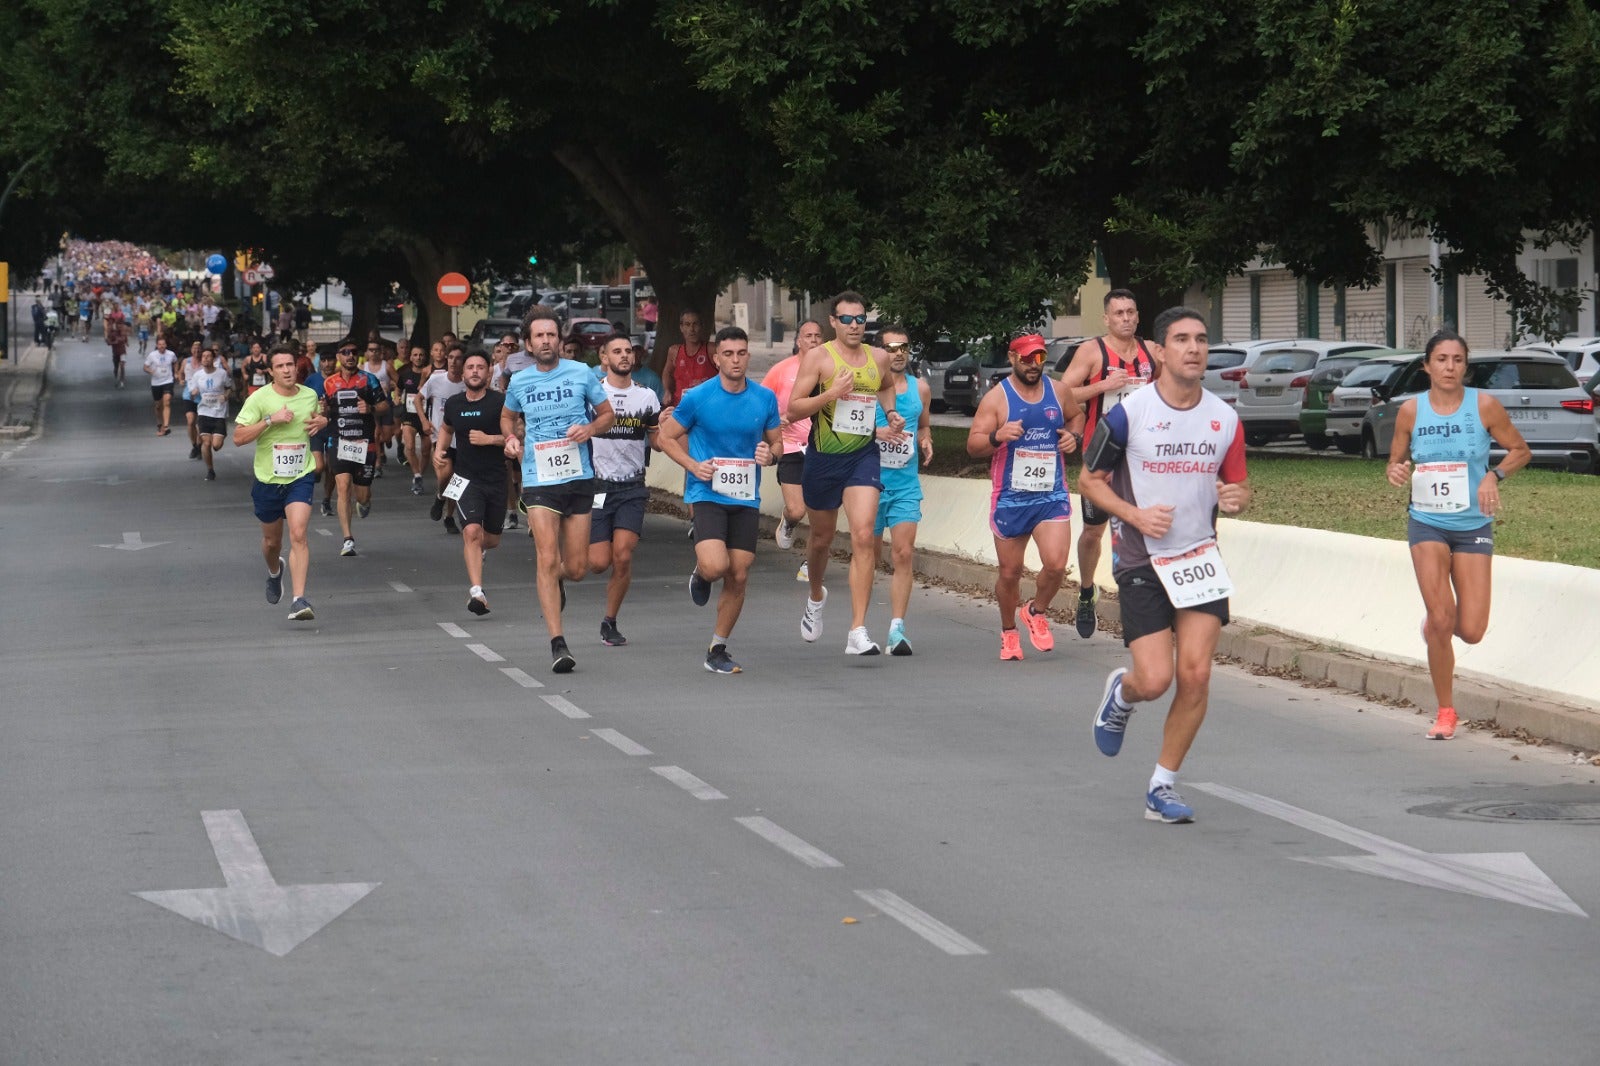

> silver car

[
  {"left": 1232, "top": 341, "right": 1390, "bottom": 444},
  {"left": 1203, "top": 339, "right": 1292, "bottom": 406},
  {"left": 1337, "top": 351, "right": 1598, "bottom": 472}
]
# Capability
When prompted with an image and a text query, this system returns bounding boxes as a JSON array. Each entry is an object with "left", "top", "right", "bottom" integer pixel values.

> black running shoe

[
  {"left": 287, "top": 596, "right": 315, "bottom": 621},
  {"left": 189, "top": 444, "right": 201, "bottom": 460},
  {"left": 265, "top": 558, "right": 284, "bottom": 604},
  {"left": 205, "top": 469, "right": 216, "bottom": 481},
  {"left": 705, "top": 644, "right": 742, "bottom": 674},
  {"left": 1075, "top": 590, "right": 1097, "bottom": 639},
  {"left": 321, "top": 499, "right": 334, "bottom": 518},
  {"left": 357, "top": 501, "right": 371, "bottom": 519},
  {"left": 429, "top": 495, "right": 446, "bottom": 521},
  {"left": 505, "top": 511, "right": 519, "bottom": 529},
  {"left": 467, "top": 592, "right": 490, "bottom": 616},
  {"left": 443, "top": 512, "right": 459, "bottom": 534},
  {"left": 551, "top": 639, "right": 576, "bottom": 674},
  {"left": 689, "top": 568, "right": 711, "bottom": 607},
  {"left": 600, "top": 619, "right": 626, "bottom": 646}
]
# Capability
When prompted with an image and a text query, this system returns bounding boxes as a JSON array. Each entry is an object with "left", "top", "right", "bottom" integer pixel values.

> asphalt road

[{"left": 4, "top": 337, "right": 1600, "bottom": 1065}]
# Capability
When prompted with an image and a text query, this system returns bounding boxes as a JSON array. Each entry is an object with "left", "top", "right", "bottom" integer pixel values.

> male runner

[
  {"left": 190, "top": 346, "right": 233, "bottom": 481},
  {"left": 420, "top": 348, "right": 468, "bottom": 533},
  {"left": 657, "top": 326, "right": 781, "bottom": 673},
  {"left": 1060, "top": 289, "right": 1157, "bottom": 637},
  {"left": 363, "top": 340, "right": 396, "bottom": 477},
  {"left": 501, "top": 306, "right": 614, "bottom": 673},
  {"left": 436, "top": 351, "right": 508, "bottom": 616},
  {"left": 1079, "top": 307, "right": 1250, "bottom": 824},
  {"left": 232, "top": 346, "right": 328, "bottom": 620},
  {"left": 395, "top": 346, "right": 429, "bottom": 494},
  {"left": 176, "top": 340, "right": 204, "bottom": 459},
  {"left": 143, "top": 337, "right": 178, "bottom": 436},
  {"left": 304, "top": 350, "right": 339, "bottom": 516},
  {"left": 320, "top": 342, "right": 389, "bottom": 556},
  {"left": 106, "top": 309, "right": 130, "bottom": 390},
  {"left": 967, "top": 334, "right": 1086, "bottom": 659},
  {"left": 762, "top": 319, "right": 823, "bottom": 571},
  {"left": 872, "top": 325, "right": 933, "bottom": 655},
  {"left": 663, "top": 309, "right": 714, "bottom": 407},
  {"left": 587, "top": 334, "right": 662, "bottom": 646},
  {"left": 786, "top": 291, "right": 905, "bottom": 654}
]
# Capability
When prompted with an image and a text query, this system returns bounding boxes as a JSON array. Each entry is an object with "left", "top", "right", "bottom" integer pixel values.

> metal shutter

[
  {"left": 1399, "top": 259, "right": 1434, "bottom": 348},
  {"left": 1318, "top": 284, "right": 1338, "bottom": 340},
  {"left": 1460, "top": 275, "right": 1512, "bottom": 350},
  {"left": 1256, "top": 270, "right": 1298, "bottom": 338},
  {"left": 1343, "top": 283, "right": 1387, "bottom": 345},
  {"left": 1221, "top": 280, "right": 1251, "bottom": 342}
]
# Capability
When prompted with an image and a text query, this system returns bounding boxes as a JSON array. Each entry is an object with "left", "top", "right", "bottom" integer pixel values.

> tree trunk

[
  {"left": 1099, "top": 231, "right": 1192, "bottom": 338},
  {"left": 399, "top": 238, "right": 463, "bottom": 348},
  {"left": 346, "top": 281, "right": 381, "bottom": 347}
]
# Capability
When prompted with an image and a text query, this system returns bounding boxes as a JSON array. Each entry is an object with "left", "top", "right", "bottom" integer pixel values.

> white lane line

[
  {"left": 315, "top": 528, "right": 332, "bottom": 537},
  {"left": 437, "top": 622, "right": 469, "bottom": 638},
  {"left": 541, "top": 694, "right": 590, "bottom": 719},
  {"left": 388, "top": 581, "right": 413, "bottom": 593},
  {"left": 465, "top": 643, "right": 505, "bottom": 663},
  {"left": 651, "top": 766, "right": 727, "bottom": 801},
  {"left": 853, "top": 889, "right": 987, "bottom": 956},
  {"left": 500, "top": 667, "right": 544, "bottom": 689},
  {"left": 589, "top": 728, "right": 651, "bottom": 756},
  {"left": 1010, "top": 989, "right": 1188, "bottom": 1066},
  {"left": 735, "top": 816, "right": 843, "bottom": 869}
]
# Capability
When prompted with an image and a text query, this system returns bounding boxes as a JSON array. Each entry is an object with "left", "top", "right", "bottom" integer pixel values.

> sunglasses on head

[{"left": 835, "top": 313, "right": 869, "bottom": 325}]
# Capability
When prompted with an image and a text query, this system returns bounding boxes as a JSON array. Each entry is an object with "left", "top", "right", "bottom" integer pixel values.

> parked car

[
  {"left": 565, "top": 317, "right": 614, "bottom": 362},
  {"left": 1227, "top": 341, "right": 1387, "bottom": 442},
  {"left": 1523, "top": 338, "right": 1600, "bottom": 384},
  {"left": 914, "top": 337, "right": 966, "bottom": 413},
  {"left": 1045, "top": 336, "right": 1091, "bottom": 380},
  {"left": 463, "top": 316, "right": 524, "bottom": 358},
  {"left": 941, "top": 342, "right": 1011, "bottom": 415},
  {"left": 377, "top": 296, "right": 405, "bottom": 329},
  {"left": 1323, "top": 354, "right": 1419, "bottom": 454},
  {"left": 1202, "top": 339, "right": 1292, "bottom": 405},
  {"left": 1299, "top": 351, "right": 1408, "bottom": 450},
  {"left": 1337, "top": 351, "right": 1597, "bottom": 472}
]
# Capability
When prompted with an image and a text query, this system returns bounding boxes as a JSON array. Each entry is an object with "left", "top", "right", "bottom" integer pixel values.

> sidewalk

[{"left": 0, "top": 338, "right": 49, "bottom": 440}]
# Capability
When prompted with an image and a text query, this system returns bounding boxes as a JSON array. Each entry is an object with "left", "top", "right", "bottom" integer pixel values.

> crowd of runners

[{"left": 57, "top": 255, "right": 1532, "bottom": 825}]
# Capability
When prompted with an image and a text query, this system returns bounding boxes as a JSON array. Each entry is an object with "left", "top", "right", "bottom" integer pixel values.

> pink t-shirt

[{"left": 761, "top": 355, "right": 811, "bottom": 454}]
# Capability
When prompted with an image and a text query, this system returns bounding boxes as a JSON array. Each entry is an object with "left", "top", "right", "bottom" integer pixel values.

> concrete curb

[
  {"left": 650, "top": 488, "right": 1600, "bottom": 753},
  {"left": 0, "top": 342, "right": 50, "bottom": 440}
]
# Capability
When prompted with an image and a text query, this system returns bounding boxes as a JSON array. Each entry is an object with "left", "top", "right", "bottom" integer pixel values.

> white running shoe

[
  {"left": 845, "top": 626, "right": 881, "bottom": 656},
  {"left": 801, "top": 586, "right": 827, "bottom": 642},
  {"left": 795, "top": 560, "right": 809, "bottom": 583},
  {"left": 775, "top": 516, "right": 797, "bottom": 549}
]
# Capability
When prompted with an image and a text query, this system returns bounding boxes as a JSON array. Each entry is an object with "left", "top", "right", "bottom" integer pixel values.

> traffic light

[{"left": 527, "top": 253, "right": 539, "bottom": 266}]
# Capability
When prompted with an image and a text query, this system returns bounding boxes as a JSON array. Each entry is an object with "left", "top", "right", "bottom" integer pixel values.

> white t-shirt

[
  {"left": 202, "top": 304, "right": 220, "bottom": 326},
  {"left": 144, "top": 349, "right": 177, "bottom": 386},
  {"left": 592, "top": 381, "right": 660, "bottom": 481},
  {"left": 419, "top": 373, "right": 467, "bottom": 428},
  {"left": 191, "top": 367, "right": 231, "bottom": 419},
  {"left": 493, "top": 351, "right": 537, "bottom": 391}
]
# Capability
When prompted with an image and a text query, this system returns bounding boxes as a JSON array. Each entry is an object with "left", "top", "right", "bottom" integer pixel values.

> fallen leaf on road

[{"left": 841, "top": 917, "right": 858, "bottom": 925}]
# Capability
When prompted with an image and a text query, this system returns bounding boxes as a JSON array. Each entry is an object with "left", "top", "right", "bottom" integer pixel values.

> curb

[
  {"left": 0, "top": 342, "right": 50, "bottom": 440},
  {"left": 650, "top": 489, "right": 1600, "bottom": 753}
]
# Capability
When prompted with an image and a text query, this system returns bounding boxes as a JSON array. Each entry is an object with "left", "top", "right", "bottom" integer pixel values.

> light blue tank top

[
  {"left": 875, "top": 376, "right": 924, "bottom": 499},
  {"left": 1409, "top": 388, "right": 1490, "bottom": 531}
]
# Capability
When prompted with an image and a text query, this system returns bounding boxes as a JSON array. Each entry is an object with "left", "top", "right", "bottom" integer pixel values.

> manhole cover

[{"left": 1410, "top": 797, "right": 1600, "bottom": 824}]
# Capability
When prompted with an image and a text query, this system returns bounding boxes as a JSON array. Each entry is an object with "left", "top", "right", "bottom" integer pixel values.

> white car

[
  {"left": 1523, "top": 338, "right": 1600, "bottom": 383},
  {"left": 1231, "top": 340, "right": 1389, "bottom": 444},
  {"left": 1203, "top": 339, "right": 1292, "bottom": 406}
]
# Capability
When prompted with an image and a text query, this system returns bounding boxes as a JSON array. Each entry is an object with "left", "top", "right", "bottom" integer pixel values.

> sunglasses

[
  {"left": 835, "top": 314, "right": 869, "bottom": 325},
  {"left": 1015, "top": 350, "right": 1046, "bottom": 365},
  {"left": 882, "top": 342, "right": 910, "bottom": 353}
]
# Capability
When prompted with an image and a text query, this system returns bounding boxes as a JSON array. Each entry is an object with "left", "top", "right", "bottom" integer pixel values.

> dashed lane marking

[
  {"left": 651, "top": 766, "right": 727, "bottom": 801},
  {"left": 437, "top": 622, "right": 469, "bottom": 638},
  {"left": 388, "top": 581, "right": 412, "bottom": 593},
  {"left": 540, "top": 694, "right": 590, "bottom": 719},
  {"left": 734, "top": 817, "right": 843, "bottom": 869},
  {"left": 500, "top": 667, "right": 543, "bottom": 689},
  {"left": 589, "top": 728, "right": 651, "bottom": 756},
  {"left": 1010, "top": 989, "right": 1187, "bottom": 1066},
  {"left": 465, "top": 643, "right": 505, "bottom": 663},
  {"left": 853, "top": 890, "right": 987, "bottom": 956}
]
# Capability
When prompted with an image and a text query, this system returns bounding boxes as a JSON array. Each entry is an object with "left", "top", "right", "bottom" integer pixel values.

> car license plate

[
  {"left": 1507, "top": 409, "right": 1549, "bottom": 421},
  {"left": 950, "top": 375, "right": 972, "bottom": 385},
  {"left": 1254, "top": 386, "right": 1284, "bottom": 397}
]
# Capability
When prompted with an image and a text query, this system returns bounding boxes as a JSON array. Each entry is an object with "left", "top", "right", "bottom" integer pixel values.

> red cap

[{"left": 1008, "top": 333, "right": 1047, "bottom": 359}]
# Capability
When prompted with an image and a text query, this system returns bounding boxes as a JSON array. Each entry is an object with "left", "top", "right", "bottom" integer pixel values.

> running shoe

[
  {"left": 600, "top": 619, "right": 626, "bottom": 646},
  {"left": 887, "top": 620, "right": 912, "bottom": 656},
  {"left": 1145, "top": 785, "right": 1195, "bottom": 824},
  {"left": 999, "top": 628, "right": 1024, "bottom": 661},
  {"left": 551, "top": 639, "right": 576, "bottom": 674},
  {"left": 505, "top": 511, "right": 519, "bottom": 530},
  {"left": 204, "top": 469, "right": 216, "bottom": 481},
  {"left": 321, "top": 499, "right": 334, "bottom": 518},
  {"left": 689, "top": 568, "right": 712, "bottom": 607},
  {"left": 801, "top": 587, "right": 827, "bottom": 642},
  {"left": 795, "top": 560, "right": 809, "bottom": 582},
  {"left": 443, "top": 512, "right": 459, "bottom": 534},
  {"left": 340, "top": 538, "right": 357, "bottom": 557},
  {"left": 1022, "top": 600, "right": 1054, "bottom": 652},
  {"left": 373, "top": 463, "right": 383, "bottom": 479},
  {"left": 705, "top": 644, "right": 742, "bottom": 674},
  {"left": 845, "top": 626, "right": 881, "bottom": 656},
  {"left": 775, "top": 516, "right": 797, "bottom": 549},
  {"left": 1426, "top": 707, "right": 1458, "bottom": 741},
  {"left": 411, "top": 476, "right": 424, "bottom": 496},
  {"left": 265, "top": 558, "right": 284, "bottom": 605},
  {"left": 1093, "top": 667, "right": 1133, "bottom": 756},
  {"left": 189, "top": 444, "right": 201, "bottom": 460},
  {"left": 467, "top": 592, "right": 490, "bottom": 616},
  {"left": 358, "top": 501, "right": 371, "bottom": 519},
  {"left": 429, "top": 495, "right": 446, "bottom": 522},
  {"left": 1075, "top": 590, "right": 1097, "bottom": 639},
  {"left": 287, "top": 596, "right": 315, "bottom": 621}
]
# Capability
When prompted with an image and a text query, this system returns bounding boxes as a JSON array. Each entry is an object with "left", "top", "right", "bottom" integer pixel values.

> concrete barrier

[{"left": 648, "top": 458, "right": 1599, "bottom": 711}]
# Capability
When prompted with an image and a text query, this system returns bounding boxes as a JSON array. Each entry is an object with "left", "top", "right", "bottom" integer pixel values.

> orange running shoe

[
  {"left": 1426, "top": 707, "right": 1458, "bottom": 740},
  {"left": 1022, "top": 600, "right": 1055, "bottom": 652},
  {"left": 1000, "top": 628, "right": 1024, "bottom": 661}
]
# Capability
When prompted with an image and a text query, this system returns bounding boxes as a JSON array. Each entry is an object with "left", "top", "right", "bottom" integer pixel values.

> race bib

[
  {"left": 1010, "top": 448, "right": 1057, "bottom": 493},
  {"left": 442, "top": 473, "right": 468, "bottom": 501},
  {"left": 201, "top": 391, "right": 224, "bottom": 408},
  {"left": 878, "top": 434, "right": 914, "bottom": 470},
  {"left": 711, "top": 457, "right": 757, "bottom": 501},
  {"left": 831, "top": 392, "right": 876, "bottom": 436},
  {"left": 1411, "top": 462, "right": 1470, "bottom": 514},
  {"left": 404, "top": 394, "right": 417, "bottom": 413},
  {"left": 271, "top": 442, "right": 308, "bottom": 479},
  {"left": 533, "top": 439, "right": 582, "bottom": 484},
  {"left": 336, "top": 438, "right": 368, "bottom": 464},
  {"left": 1152, "top": 540, "right": 1235, "bottom": 609},
  {"left": 252, "top": 372, "right": 266, "bottom": 387}
]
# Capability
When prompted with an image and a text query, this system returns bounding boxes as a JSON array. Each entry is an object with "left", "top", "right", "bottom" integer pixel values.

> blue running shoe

[
  {"left": 689, "top": 568, "right": 711, "bottom": 607},
  {"left": 1093, "top": 667, "right": 1133, "bottom": 756},
  {"left": 1145, "top": 785, "right": 1195, "bottom": 824},
  {"left": 265, "top": 557, "right": 284, "bottom": 605},
  {"left": 887, "top": 619, "right": 912, "bottom": 656}
]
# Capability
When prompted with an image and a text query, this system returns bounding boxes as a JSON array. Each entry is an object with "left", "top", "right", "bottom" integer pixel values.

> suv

[
  {"left": 1523, "top": 338, "right": 1600, "bottom": 384},
  {"left": 1230, "top": 340, "right": 1387, "bottom": 443}
]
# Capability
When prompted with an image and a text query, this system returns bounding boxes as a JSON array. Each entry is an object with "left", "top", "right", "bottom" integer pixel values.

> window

[
  {"left": 1337, "top": 362, "right": 1402, "bottom": 389},
  {"left": 1468, "top": 360, "right": 1578, "bottom": 390},
  {"left": 1535, "top": 258, "right": 1580, "bottom": 337},
  {"left": 1207, "top": 348, "right": 1247, "bottom": 370},
  {"left": 1255, "top": 350, "right": 1318, "bottom": 374}
]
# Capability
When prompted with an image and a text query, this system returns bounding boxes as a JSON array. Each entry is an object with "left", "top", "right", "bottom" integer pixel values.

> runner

[
  {"left": 106, "top": 307, "right": 130, "bottom": 389},
  {"left": 500, "top": 306, "right": 614, "bottom": 672},
  {"left": 786, "top": 291, "right": 906, "bottom": 655},
  {"left": 364, "top": 340, "right": 396, "bottom": 478},
  {"left": 304, "top": 349, "right": 339, "bottom": 516},
  {"left": 663, "top": 309, "right": 714, "bottom": 407},
  {"left": 966, "top": 334, "right": 1086, "bottom": 659},
  {"left": 176, "top": 340, "right": 204, "bottom": 459},
  {"left": 190, "top": 346, "right": 233, "bottom": 481},
  {"left": 420, "top": 347, "right": 468, "bottom": 533},
  {"left": 1079, "top": 307, "right": 1250, "bottom": 824},
  {"left": 586, "top": 333, "right": 661, "bottom": 647},
  {"left": 762, "top": 319, "right": 823, "bottom": 580},
  {"left": 435, "top": 351, "right": 509, "bottom": 616},
  {"left": 143, "top": 337, "right": 178, "bottom": 436},
  {"left": 872, "top": 325, "right": 934, "bottom": 655},
  {"left": 319, "top": 342, "right": 389, "bottom": 556},
  {"left": 232, "top": 345, "right": 328, "bottom": 621},
  {"left": 1385, "top": 328, "right": 1531, "bottom": 740},
  {"left": 490, "top": 330, "right": 532, "bottom": 530},
  {"left": 657, "top": 326, "right": 781, "bottom": 673},
  {"left": 395, "top": 346, "right": 430, "bottom": 495},
  {"left": 240, "top": 342, "right": 271, "bottom": 398},
  {"left": 1060, "top": 289, "right": 1157, "bottom": 637}
]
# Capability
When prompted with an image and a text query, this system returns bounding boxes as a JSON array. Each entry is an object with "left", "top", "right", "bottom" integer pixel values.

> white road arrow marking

[
  {"left": 1191, "top": 782, "right": 1586, "bottom": 917},
  {"left": 98, "top": 531, "right": 169, "bottom": 551},
  {"left": 134, "top": 810, "right": 379, "bottom": 956}
]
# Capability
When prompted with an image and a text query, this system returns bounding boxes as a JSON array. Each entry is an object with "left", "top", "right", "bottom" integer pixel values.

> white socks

[{"left": 1149, "top": 764, "right": 1177, "bottom": 791}]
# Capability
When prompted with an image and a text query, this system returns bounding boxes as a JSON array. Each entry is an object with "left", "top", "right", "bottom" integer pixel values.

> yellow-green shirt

[
  {"left": 236, "top": 384, "right": 321, "bottom": 483},
  {"left": 809, "top": 342, "right": 883, "bottom": 454}
]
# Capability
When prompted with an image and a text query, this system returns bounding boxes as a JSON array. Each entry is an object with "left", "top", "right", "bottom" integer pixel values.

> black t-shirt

[{"left": 443, "top": 390, "right": 508, "bottom": 483}]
